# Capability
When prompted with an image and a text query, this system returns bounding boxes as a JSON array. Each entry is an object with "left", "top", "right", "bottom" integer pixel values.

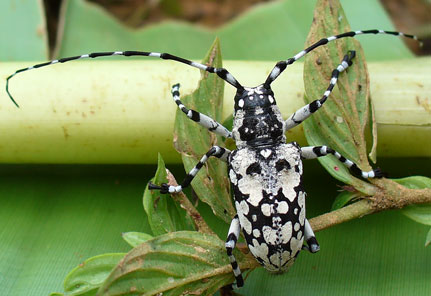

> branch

[
  {"left": 310, "top": 179, "right": 431, "bottom": 232},
  {"left": 166, "top": 169, "right": 215, "bottom": 235}
]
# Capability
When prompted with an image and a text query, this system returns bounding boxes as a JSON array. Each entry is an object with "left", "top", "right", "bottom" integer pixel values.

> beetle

[{"left": 6, "top": 29, "right": 420, "bottom": 289}]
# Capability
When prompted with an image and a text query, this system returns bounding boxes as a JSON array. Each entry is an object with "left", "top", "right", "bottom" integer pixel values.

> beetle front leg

[
  {"left": 171, "top": 84, "right": 232, "bottom": 138},
  {"left": 284, "top": 50, "right": 356, "bottom": 131}
]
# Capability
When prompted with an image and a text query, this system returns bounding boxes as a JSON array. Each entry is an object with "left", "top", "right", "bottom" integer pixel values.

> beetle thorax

[{"left": 232, "top": 85, "right": 286, "bottom": 148}]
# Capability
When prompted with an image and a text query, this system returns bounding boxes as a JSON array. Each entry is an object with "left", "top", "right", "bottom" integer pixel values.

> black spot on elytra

[
  {"left": 232, "top": 184, "right": 248, "bottom": 202},
  {"left": 246, "top": 162, "right": 262, "bottom": 175},
  {"left": 275, "top": 159, "right": 291, "bottom": 172}
]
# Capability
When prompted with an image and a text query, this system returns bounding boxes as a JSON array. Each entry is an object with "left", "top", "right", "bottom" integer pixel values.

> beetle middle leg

[
  {"left": 148, "top": 146, "right": 231, "bottom": 193},
  {"left": 302, "top": 219, "right": 320, "bottom": 253},
  {"left": 225, "top": 215, "right": 244, "bottom": 289}
]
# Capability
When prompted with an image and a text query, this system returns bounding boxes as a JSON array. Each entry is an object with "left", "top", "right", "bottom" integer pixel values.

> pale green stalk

[{"left": 0, "top": 58, "right": 429, "bottom": 164}]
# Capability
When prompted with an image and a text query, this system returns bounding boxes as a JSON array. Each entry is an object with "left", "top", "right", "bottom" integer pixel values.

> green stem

[
  {"left": 0, "top": 58, "right": 430, "bottom": 164},
  {"left": 310, "top": 199, "right": 373, "bottom": 231},
  {"left": 310, "top": 180, "right": 431, "bottom": 232}
]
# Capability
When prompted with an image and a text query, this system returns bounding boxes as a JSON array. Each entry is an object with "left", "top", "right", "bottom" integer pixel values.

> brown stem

[
  {"left": 310, "top": 179, "right": 431, "bottom": 233},
  {"left": 309, "top": 199, "right": 373, "bottom": 232},
  {"left": 166, "top": 169, "right": 215, "bottom": 235}
]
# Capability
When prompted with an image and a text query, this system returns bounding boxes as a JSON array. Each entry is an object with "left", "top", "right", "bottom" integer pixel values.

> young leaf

[
  {"left": 62, "top": 253, "right": 126, "bottom": 296},
  {"left": 402, "top": 204, "right": 431, "bottom": 226},
  {"left": 426, "top": 228, "right": 431, "bottom": 247},
  {"left": 173, "top": 38, "right": 236, "bottom": 224},
  {"left": 302, "top": 0, "right": 376, "bottom": 194},
  {"left": 395, "top": 176, "right": 431, "bottom": 226},
  {"left": 122, "top": 232, "right": 153, "bottom": 248},
  {"left": 143, "top": 154, "right": 195, "bottom": 236},
  {"left": 331, "top": 191, "right": 360, "bottom": 211},
  {"left": 393, "top": 176, "right": 431, "bottom": 190},
  {"left": 97, "top": 231, "right": 256, "bottom": 295}
]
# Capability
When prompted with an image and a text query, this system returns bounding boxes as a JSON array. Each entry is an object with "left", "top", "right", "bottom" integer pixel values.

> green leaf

[
  {"left": 0, "top": 0, "right": 48, "bottom": 60},
  {"left": 143, "top": 154, "right": 195, "bottom": 236},
  {"left": 173, "top": 38, "right": 235, "bottom": 224},
  {"left": 426, "top": 228, "right": 431, "bottom": 247},
  {"left": 302, "top": 0, "right": 375, "bottom": 195},
  {"left": 122, "top": 232, "right": 153, "bottom": 248},
  {"left": 221, "top": 114, "right": 234, "bottom": 132},
  {"left": 394, "top": 176, "right": 431, "bottom": 226},
  {"left": 401, "top": 204, "right": 431, "bottom": 226},
  {"left": 393, "top": 176, "right": 431, "bottom": 190},
  {"left": 331, "top": 191, "right": 360, "bottom": 211},
  {"left": 97, "top": 231, "right": 249, "bottom": 295},
  {"left": 1, "top": 163, "right": 430, "bottom": 295},
  {"left": 62, "top": 253, "right": 126, "bottom": 296}
]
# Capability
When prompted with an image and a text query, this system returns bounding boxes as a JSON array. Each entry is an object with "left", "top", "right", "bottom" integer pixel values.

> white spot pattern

[{"left": 231, "top": 142, "right": 306, "bottom": 273}]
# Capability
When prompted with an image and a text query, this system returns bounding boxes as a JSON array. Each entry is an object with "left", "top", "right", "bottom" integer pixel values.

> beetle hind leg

[
  {"left": 303, "top": 219, "right": 320, "bottom": 253},
  {"left": 225, "top": 215, "right": 244, "bottom": 289}
]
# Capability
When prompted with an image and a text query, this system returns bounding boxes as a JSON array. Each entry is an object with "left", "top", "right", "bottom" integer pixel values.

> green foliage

[
  {"left": 302, "top": 0, "right": 375, "bottom": 195},
  {"left": 143, "top": 154, "right": 195, "bottom": 235},
  {"left": 122, "top": 232, "right": 154, "bottom": 248},
  {"left": 331, "top": 191, "right": 360, "bottom": 211},
  {"left": 397, "top": 176, "right": 431, "bottom": 226},
  {"left": 61, "top": 253, "right": 126, "bottom": 296},
  {"left": 426, "top": 229, "right": 431, "bottom": 247},
  {"left": 98, "top": 231, "right": 242, "bottom": 296},
  {"left": 173, "top": 38, "right": 235, "bottom": 224},
  {"left": 396, "top": 176, "right": 431, "bottom": 247}
]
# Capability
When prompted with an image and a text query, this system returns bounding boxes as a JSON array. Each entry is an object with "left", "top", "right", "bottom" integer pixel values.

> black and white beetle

[{"left": 6, "top": 30, "right": 420, "bottom": 289}]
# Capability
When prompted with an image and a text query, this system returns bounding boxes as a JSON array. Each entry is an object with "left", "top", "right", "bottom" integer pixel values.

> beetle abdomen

[{"left": 229, "top": 143, "right": 306, "bottom": 272}]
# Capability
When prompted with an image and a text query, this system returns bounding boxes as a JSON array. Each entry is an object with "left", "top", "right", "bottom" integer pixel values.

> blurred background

[{"left": 44, "top": 0, "right": 430, "bottom": 56}]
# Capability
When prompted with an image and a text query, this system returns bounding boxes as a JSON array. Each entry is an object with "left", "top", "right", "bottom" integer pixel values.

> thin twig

[
  {"left": 166, "top": 169, "right": 215, "bottom": 235},
  {"left": 309, "top": 180, "right": 431, "bottom": 233}
]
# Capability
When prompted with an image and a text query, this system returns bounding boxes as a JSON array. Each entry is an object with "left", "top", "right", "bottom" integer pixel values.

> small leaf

[
  {"left": 63, "top": 253, "right": 126, "bottom": 296},
  {"left": 367, "top": 96, "right": 378, "bottom": 163},
  {"left": 143, "top": 154, "right": 195, "bottom": 236},
  {"left": 401, "top": 204, "right": 431, "bottom": 226},
  {"left": 222, "top": 114, "right": 234, "bottom": 131},
  {"left": 97, "top": 231, "right": 253, "bottom": 296},
  {"left": 173, "top": 38, "right": 235, "bottom": 224},
  {"left": 331, "top": 191, "right": 360, "bottom": 211},
  {"left": 122, "top": 232, "right": 153, "bottom": 248},
  {"left": 302, "top": 0, "right": 375, "bottom": 195},
  {"left": 393, "top": 176, "right": 431, "bottom": 190},
  {"left": 426, "top": 228, "right": 431, "bottom": 247},
  {"left": 394, "top": 176, "right": 431, "bottom": 226}
]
